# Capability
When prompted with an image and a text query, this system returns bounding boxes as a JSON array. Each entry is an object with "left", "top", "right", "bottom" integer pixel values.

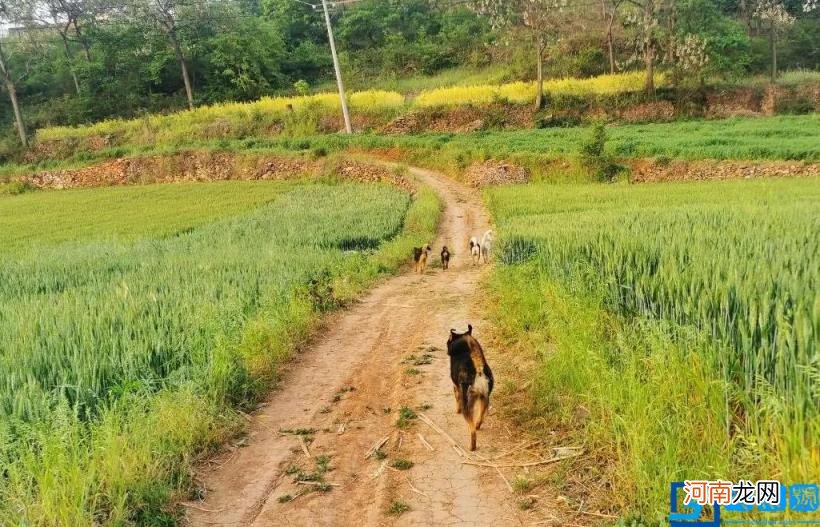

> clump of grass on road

[
  {"left": 390, "top": 458, "right": 414, "bottom": 470},
  {"left": 396, "top": 406, "right": 418, "bottom": 429},
  {"left": 387, "top": 500, "right": 410, "bottom": 516}
]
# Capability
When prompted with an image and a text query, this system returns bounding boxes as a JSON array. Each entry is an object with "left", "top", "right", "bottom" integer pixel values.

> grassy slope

[
  {"left": 0, "top": 182, "right": 293, "bottom": 251},
  {"left": 0, "top": 179, "right": 442, "bottom": 525},
  {"left": 314, "top": 63, "right": 520, "bottom": 93},
  {"left": 9, "top": 115, "right": 819, "bottom": 189},
  {"left": 484, "top": 177, "right": 820, "bottom": 520},
  {"left": 441, "top": 114, "right": 820, "bottom": 160}
]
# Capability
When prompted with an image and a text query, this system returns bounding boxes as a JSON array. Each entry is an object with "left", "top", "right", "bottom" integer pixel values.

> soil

[
  {"left": 183, "top": 166, "right": 575, "bottom": 527},
  {"left": 464, "top": 161, "right": 530, "bottom": 188},
  {"left": 630, "top": 158, "right": 820, "bottom": 182},
  {"left": 24, "top": 153, "right": 416, "bottom": 193}
]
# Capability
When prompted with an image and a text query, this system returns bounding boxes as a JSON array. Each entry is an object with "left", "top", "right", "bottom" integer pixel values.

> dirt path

[{"left": 185, "top": 166, "right": 530, "bottom": 527}]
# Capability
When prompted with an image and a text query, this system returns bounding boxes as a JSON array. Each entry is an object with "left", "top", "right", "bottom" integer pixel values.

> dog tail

[{"left": 473, "top": 372, "right": 490, "bottom": 398}]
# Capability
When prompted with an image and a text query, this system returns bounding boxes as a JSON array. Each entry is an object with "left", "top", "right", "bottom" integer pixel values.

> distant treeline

[{"left": 0, "top": 0, "right": 817, "bottom": 150}]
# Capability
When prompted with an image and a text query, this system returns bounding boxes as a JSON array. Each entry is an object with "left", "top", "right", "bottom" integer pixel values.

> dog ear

[{"left": 467, "top": 324, "right": 472, "bottom": 334}]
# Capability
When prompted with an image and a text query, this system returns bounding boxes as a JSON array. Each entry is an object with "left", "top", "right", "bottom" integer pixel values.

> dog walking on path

[
  {"left": 413, "top": 244, "right": 431, "bottom": 273},
  {"left": 447, "top": 324, "right": 494, "bottom": 451}
]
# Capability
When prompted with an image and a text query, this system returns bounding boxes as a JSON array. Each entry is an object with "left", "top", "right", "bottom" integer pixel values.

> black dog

[
  {"left": 441, "top": 246, "right": 450, "bottom": 270},
  {"left": 447, "top": 324, "right": 494, "bottom": 451}
]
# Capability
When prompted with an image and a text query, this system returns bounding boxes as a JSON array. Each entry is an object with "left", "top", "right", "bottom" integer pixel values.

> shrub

[
  {"left": 293, "top": 80, "right": 310, "bottom": 96},
  {"left": 579, "top": 122, "right": 620, "bottom": 181},
  {"left": 2, "top": 180, "right": 35, "bottom": 196}
]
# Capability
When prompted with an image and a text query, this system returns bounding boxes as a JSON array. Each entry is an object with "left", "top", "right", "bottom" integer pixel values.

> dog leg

[
  {"left": 453, "top": 384, "right": 462, "bottom": 414},
  {"left": 474, "top": 396, "right": 487, "bottom": 430},
  {"left": 469, "top": 418, "right": 477, "bottom": 451}
]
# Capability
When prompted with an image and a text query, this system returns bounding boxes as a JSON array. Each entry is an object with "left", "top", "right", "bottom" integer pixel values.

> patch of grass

[
  {"left": 315, "top": 455, "right": 332, "bottom": 473},
  {"left": 387, "top": 500, "right": 410, "bottom": 516},
  {"left": 404, "top": 367, "right": 421, "bottom": 376},
  {"left": 374, "top": 449, "right": 387, "bottom": 460},
  {"left": 485, "top": 176, "right": 820, "bottom": 519},
  {"left": 512, "top": 475, "right": 533, "bottom": 494},
  {"left": 278, "top": 494, "right": 293, "bottom": 503},
  {"left": 315, "top": 481, "right": 333, "bottom": 492},
  {"left": 0, "top": 181, "right": 290, "bottom": 252},
  {"left": 0, "top": 180, "right": 35, "bottom": 196},
  {"left": 390, "top": 458, "right": 414, "bottom": 470},
  {"left": 404, "top": 352, "right": 433, "bottom": 366},
  {"left": 395, "top": 406, "right": 418, "bottom": 429},
  {"left": 517, "top": 497, "right": 536, "bottom": 511},
  {"left": 280, "top": 428, "right": 318, "bottom": 437},
  {"left": 0, "top": 179, "right": 441, "bottom": 525}
]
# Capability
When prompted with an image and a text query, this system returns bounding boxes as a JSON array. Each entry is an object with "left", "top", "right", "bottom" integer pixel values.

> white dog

[
  {"left": 469, "top": 236, "right": 481, "bottom": 265},
  {"left": 480, "top": 230, "right": 493, "bottom": 263}
]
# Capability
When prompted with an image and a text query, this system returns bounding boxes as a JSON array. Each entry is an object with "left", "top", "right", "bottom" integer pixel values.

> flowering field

[
  {"left": 34, "top": 72, "right": 665, "bottom": 149},
  {"left": 413, "top": 72, "right": 662, "bottom": 107},
  {"left": 37, "top": 90, "right": 406, "bottom": 143}
]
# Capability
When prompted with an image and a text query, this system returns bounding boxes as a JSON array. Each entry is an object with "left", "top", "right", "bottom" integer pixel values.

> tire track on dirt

[{"left": 185, "top": 166, "right": 528, "bottom": 527}]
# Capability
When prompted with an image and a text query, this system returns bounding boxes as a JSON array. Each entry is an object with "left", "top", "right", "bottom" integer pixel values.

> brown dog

[
  {"left": 413, "top": 244, "right": 431, "bottom": 273},
  {"left": 440, "top": 246, "right": 450, "bottom": 270},
  {"left": 447, "top": 325, "right": 494, "bottom": 451}
]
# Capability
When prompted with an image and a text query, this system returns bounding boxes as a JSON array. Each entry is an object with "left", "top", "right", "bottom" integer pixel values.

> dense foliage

[{"left": 0, "top": 0, "right": 817, "bottom": 154}]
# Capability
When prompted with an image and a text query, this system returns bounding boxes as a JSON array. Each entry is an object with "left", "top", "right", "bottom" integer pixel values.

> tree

[
  {"left": 0, "top": 1, "right": 28, "bottom": 147},
  {"left": 475, "top": 0, "right": 570, "bottom": 109},
  {"left": 201, "top": 17, "right": 286, "bottom": 101},
  {"left": 601, "top": 0, "right": 626, "bottom": 73},
  {"left": 24, "top": 0, "right": 92, "bottom": 95},
  {"left": 622, "top": 0, "right": 672, "bottom": 92},
  {"left": 130, "top": 0, "right": 197, "bottom": 109},
  {"left": 753, "top": 0, "right": 795, "bottom": 80},
  {"left": 675, "top": 0, "right": 751, "bottom": 80}
]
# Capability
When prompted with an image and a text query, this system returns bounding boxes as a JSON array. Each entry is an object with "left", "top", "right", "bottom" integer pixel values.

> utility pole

[{"left": 320, "top": 0, "right": 352, "bottom": 133}]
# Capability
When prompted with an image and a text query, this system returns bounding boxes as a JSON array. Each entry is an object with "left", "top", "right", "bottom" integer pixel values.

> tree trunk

[
  {"left": 535, "top": 39, "right": 545, "bottom": 110},
  {"left": 168, "top": 30, "right": 194, "bottom": 109},
  {"left": 60, "top": 29, "right": 81, "bottom": 95},
  {"left": 770, "top": 28, "right": 778, "bottom": 82},
  {"left": 644, "top": 43, "right": 655, "bottom": 92},
  {"left": 643, "top": 1, "right": 655, "bottom": 92},
  {"left": 739, "top": 0, "right": 751, "bottom": 31},
  {"left": 606, "top": 16, "right": 616, "bottom": 74},
  {"left": 0, "top": 42, "right": 27, "bottom": 148},
  {"left": 666, "top": 4, "right": 676, "bottom": 63},
  {"left": 73, "top": 19, "right": 92, "bottom": 62}
]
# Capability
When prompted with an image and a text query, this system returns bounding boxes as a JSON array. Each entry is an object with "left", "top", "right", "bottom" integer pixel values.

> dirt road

[{"left": 186, "top": 166, "right": 530, "bottom": 526}]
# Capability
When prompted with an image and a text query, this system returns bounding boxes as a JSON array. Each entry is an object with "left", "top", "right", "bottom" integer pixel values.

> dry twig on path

[
  {"left": 461, "top": 451, "right": 583, "bottom": 469},
  {"left": 417, "top": 432, "right": 434, "bottom": 451},
  {"left": 299, "top": 435, "right": 311, "bottom": 458},
  {"left": 365, "top": 435, "right": 390, "bottom": 459}
]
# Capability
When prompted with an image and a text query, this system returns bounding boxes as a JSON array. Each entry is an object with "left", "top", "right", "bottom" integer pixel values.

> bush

[
  {"left": 579, "top": 122, "right": 619, "bottom": 181},
  {"left": 2, "top": 180, "right": 35, "bottom": 196}
]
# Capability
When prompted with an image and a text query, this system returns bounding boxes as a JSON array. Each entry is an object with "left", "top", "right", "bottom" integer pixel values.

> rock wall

[{"left": 24, "top": 152, "right": 414, "bottom": 193}]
